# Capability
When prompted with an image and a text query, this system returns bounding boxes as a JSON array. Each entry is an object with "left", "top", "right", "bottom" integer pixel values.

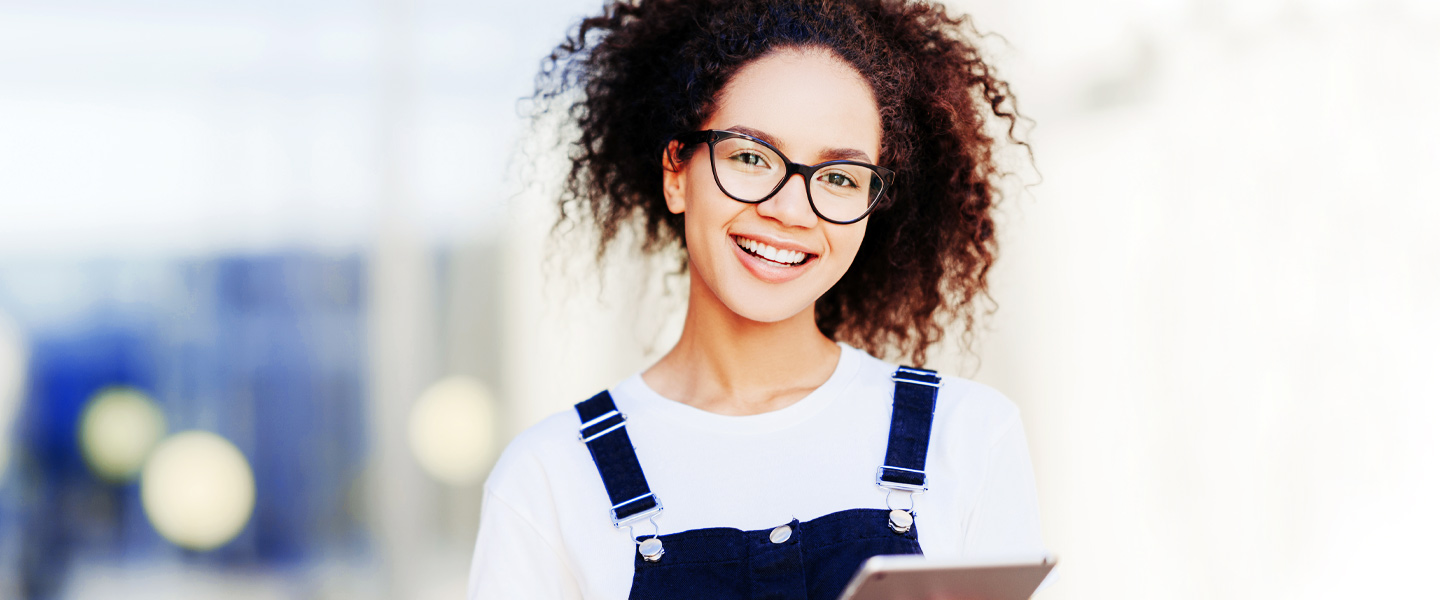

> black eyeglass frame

[{"left": 673, "top": 130, "right": 896, "bottom": 225}]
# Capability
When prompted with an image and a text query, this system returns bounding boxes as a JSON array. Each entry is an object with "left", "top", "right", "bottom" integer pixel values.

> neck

[{"left": 644, "top": 270, "right": 842, "bottom": 416}]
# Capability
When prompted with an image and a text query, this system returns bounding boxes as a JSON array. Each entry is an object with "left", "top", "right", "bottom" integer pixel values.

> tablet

[{"left": 836, "top": 554, "right": 1057, "bottom": 600}]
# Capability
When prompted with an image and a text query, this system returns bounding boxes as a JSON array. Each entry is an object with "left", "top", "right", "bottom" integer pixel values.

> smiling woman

[
  {"left": 661, "top": 48, "right": 880, "bottom": 326},
  {"left": 469, "top": 1, "right": 1046, "bottom": 599}
]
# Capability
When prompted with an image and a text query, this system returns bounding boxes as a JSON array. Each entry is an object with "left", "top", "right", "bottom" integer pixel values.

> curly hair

[{"left": 534, "top": 0, "right": 1027, "bottom": 366}]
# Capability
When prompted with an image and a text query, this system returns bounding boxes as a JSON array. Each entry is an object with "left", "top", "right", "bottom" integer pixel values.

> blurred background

[{"left": 0, "top": 0, "right": 1436, "bottom": 598}]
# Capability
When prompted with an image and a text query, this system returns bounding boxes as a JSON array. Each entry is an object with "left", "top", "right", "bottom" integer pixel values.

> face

[{"left": 663, "top": 48, "right": 882, "bottom": 324}]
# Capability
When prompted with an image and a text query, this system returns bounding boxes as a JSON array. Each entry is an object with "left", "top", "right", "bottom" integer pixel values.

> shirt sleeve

[
  {"left": 962, "top": 411, "right": 1049, "bottom": 561},
  {"left": 468, "top": 488, "right": 584, "bottom": 600}
]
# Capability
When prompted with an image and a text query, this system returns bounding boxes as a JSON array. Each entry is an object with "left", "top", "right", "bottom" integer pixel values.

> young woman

[{"left": 469, "top": 1, "right": 1047, "bottom": 598}]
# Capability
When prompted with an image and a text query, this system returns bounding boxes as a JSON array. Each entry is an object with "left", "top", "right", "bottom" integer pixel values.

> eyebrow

[{"left": 726, "top": 125, "right": 875, "bottom": 164}]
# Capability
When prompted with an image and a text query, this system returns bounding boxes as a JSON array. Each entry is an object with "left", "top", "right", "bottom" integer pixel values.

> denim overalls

[{"left": 575, "top": 366, "right": 942, "bottom": 600}]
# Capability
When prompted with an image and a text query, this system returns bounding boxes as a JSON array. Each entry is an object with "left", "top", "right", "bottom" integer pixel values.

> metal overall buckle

[
  {"left": 877, "top": 465, "right": 926, "bottom": 534},
  {"left": 612, "top": 495, "right": 665, "bottom": 562}
]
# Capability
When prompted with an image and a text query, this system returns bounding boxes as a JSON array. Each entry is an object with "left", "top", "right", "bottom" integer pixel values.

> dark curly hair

[{"left": 535, "top": 0, "right": 1027, "bottom": 366}]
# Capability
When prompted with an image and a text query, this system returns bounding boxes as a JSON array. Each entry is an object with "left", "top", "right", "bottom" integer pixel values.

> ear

[{"left": 661, "top": 140, "right": 687, "bottom": 215}]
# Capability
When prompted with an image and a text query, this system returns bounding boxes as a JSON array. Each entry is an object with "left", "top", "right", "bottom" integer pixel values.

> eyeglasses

[{"left": 673, "top": 130, "right": 895, "bottom": 225}]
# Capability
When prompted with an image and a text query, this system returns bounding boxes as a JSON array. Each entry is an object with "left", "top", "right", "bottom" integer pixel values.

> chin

[
  {"left": 716, "top": 287, "right": 818, "bottom": 325},
  {"left": 731, "top": 306, "right": 804, "bottom": 324}
]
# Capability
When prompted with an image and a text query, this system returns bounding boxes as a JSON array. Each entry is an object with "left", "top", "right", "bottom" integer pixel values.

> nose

[{"left": 755, "top": 172, "right": 818, "bottom": 228}]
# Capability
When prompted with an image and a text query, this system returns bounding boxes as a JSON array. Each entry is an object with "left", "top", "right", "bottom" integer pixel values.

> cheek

[
  {"left": 828, "top": 225, "right": 868, "bottom": 270},
  {"left": 682, "top": 187, "right": 741, "bottom": 254}
]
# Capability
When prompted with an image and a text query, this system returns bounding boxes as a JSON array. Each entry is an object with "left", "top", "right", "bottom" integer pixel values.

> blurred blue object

[{"left": 0, "top": 253, "right": 370, "bottom": 599}]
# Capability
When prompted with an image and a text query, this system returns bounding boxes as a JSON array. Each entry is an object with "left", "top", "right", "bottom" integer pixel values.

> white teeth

[{"left": 735, "top": 236, "right": 807, "bottom": 265}]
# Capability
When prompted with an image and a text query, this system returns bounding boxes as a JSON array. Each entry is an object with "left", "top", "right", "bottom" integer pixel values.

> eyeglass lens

[{"left": 710, "top": 136, "right": 883, "bottom": 223}]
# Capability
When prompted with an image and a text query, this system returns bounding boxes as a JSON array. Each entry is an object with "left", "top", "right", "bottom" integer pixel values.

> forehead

[{"left": 704, "top": 48, "right": 882, "bottom": 161}]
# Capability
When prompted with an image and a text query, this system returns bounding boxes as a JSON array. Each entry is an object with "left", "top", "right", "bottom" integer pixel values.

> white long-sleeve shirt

[{"left": 469, "top": 344, "right": 1049, "bottom": 599}]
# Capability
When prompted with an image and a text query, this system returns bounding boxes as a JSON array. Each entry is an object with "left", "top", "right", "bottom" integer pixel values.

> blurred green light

[{"left": 77, "top": 386, "right": 167, "bottom": 483}]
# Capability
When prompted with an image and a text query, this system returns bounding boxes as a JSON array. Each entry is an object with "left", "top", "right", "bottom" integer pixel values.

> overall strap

[
  {"left": 575, "top": 391, "right": 663, "bottom": 528},
  {"left": 877, "top": 366, "right": 942, "bottom": 491}
]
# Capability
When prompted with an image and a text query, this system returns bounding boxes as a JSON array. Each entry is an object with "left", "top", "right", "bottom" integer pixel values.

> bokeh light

[
  {"left": 0, "top": 312, "right": 24, "bottom": 479},
  {"left": 407, "top": 376, "right": 498, "bottom": 487},
  {"left": 77, "top": 386, "right": 167, "bottom": 483},
  {"left": 140, "top": 430, "right": 256, "bottom": 551}
]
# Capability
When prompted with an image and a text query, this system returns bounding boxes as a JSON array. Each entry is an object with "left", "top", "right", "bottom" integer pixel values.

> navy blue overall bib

[{"left": 575, "top": 366, "right": 943, "bottom": 600}]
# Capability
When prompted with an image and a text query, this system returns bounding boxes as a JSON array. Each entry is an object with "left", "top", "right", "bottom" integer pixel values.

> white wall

[{"left": 958, "top": 1, "right": 1440, "bottom": 597}]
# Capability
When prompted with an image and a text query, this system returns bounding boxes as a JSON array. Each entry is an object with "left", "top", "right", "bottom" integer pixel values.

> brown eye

[
  {"left": 820, "top": 171, "right": 857, "bottom": 188},
  {"left": 731, "top": 151, "right": 769, "bottom": 168}
]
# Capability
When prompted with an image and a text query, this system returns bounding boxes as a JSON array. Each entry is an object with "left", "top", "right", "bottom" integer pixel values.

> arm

[
  {"left": 962, "top": 411, "right": 1048, "bottom": 560},
  {"left": 468, "top": 488, "right": 584, "bottom": 600}
]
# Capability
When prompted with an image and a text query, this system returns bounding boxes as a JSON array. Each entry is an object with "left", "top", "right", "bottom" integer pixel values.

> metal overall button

[
  {"left": 888, "top": 509, "right": 914, "bottom": 534},
  {"left": 769, "top": 524, "right": 792, "bottom": 544},
  {"left": 638, "top": 537, "right": 665, "bottom": 562}
]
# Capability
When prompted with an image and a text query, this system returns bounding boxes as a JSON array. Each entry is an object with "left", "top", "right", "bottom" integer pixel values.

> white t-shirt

[{"left": 468, "top": 344, "right": 1048, "bottom": 599}]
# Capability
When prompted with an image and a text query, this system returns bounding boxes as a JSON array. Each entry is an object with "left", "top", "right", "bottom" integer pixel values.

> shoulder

[
  {"left": 844, "top": 345, "right": 1022, "bottom": 447},
  {"left": 501, "top": 406, "right": 584, "bottom": 459},
  {"left": 474, "top": 403, "right": 621, "bottom": 598},
  {"left": 934, "top": 375, "right": 1023, "bottom": 447},
  {"left": 484, "top": 405, "right": 588, "bottom": 510}
]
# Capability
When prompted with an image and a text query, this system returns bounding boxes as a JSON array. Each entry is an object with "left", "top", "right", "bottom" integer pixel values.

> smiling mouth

[{"left": 732, "top": 235, "right": 816, "bottom": 267}]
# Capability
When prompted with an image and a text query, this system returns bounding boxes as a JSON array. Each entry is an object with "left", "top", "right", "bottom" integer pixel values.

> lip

[{"left": 729, "top": 234, "right": 818, "bottom": 284}]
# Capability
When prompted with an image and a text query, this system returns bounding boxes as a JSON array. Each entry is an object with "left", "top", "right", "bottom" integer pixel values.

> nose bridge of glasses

[
  {"left": 742, "top": 162, "right": 810, "bottom": 224},
  {"left": 774, "top": 164, "right": 815, "bottom": 203},
  {"left": 781, "top": 162, "right": 813, "bottom": 192}
]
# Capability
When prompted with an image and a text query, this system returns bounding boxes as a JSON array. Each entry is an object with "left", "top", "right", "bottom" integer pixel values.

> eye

[
  {"left": 819, "top": 171, "right": 858, "bottom": 188},
  {"left": 729, "top": 150, "right": 771, "bottom": 168}
]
